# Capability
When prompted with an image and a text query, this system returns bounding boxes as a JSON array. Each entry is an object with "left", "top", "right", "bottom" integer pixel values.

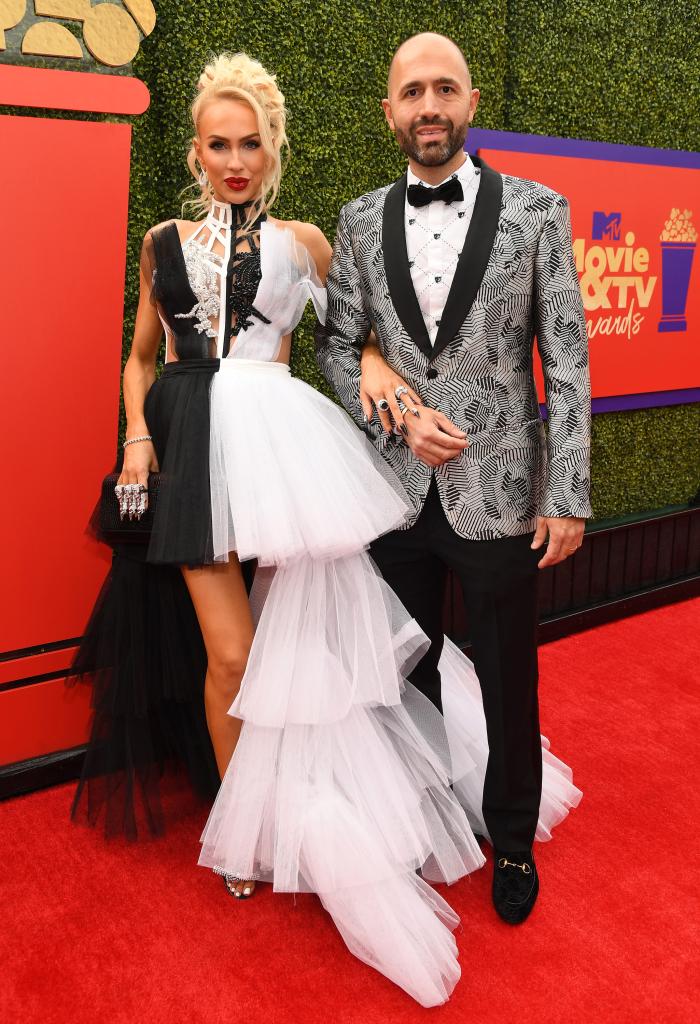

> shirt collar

[{"left": 406, "top": 153, "right": 475, "bottom": 194}]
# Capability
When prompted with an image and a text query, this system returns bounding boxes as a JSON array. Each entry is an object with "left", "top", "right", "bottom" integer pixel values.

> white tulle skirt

[
  {"left": 208, "top": 359, "right": 409, "bottom": 565},
  {"left": 198, "top": 358, "right": 581, "bottom": 1007}
]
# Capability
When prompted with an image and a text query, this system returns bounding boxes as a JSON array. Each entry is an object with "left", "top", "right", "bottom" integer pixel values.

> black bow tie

[{"left": 407, "top": 176, "right": 464, "bottom": 208}]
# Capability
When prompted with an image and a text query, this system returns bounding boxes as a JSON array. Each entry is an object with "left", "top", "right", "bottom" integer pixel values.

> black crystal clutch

[{"left": 99, "top": 472, "right": 161, "bottom": 544}]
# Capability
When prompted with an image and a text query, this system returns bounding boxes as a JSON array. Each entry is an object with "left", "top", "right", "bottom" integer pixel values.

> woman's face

[{"left": 194, "top": 98, "right": 267, "bottom": 205}]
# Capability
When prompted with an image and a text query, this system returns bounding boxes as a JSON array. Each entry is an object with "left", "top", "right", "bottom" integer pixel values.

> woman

[{"left": 72, "top": 53, "right": 580, "bottom": 1006}]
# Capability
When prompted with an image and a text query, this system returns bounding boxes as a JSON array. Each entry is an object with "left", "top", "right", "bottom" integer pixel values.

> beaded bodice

[
  {"left": 145, "top": 200, "right": 326, "bottom": 364},
  {"left": 163, "top": 201, "right": 268, "bottom": 359}
]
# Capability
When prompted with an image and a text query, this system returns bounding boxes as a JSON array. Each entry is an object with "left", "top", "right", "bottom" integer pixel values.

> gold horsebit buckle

[{"left": 498, "top": 857, "right": 532, "bottom": 874}]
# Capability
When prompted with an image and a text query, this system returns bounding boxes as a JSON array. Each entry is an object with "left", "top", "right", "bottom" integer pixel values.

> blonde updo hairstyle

[{"left": 186, "top": 52, "right": 288, "bottom": 228}]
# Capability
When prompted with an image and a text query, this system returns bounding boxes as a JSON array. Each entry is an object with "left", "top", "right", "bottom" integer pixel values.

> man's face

[{"left": 383, "top": 41, "right": 479, "bottom": 168}]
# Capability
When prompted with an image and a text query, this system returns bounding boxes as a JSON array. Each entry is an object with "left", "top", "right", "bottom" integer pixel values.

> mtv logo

[{"left": 592, "top": 212, "right": 622, "bottom": 240}]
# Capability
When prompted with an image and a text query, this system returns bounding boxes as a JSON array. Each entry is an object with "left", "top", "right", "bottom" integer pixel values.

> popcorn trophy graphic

[
  {"left": 1, "top": 1, "right": 156, "bottom": 65},
  {"left": 658, "top": 208, "right": 697, "bottom": 333}
]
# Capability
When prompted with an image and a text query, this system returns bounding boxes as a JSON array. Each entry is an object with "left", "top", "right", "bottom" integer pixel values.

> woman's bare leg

[
  {"left": 182, "top": 555, "right": 256, "bottom": 897},
  {"left": 182, "top": 555, "right": 253, "bottom": 775}
]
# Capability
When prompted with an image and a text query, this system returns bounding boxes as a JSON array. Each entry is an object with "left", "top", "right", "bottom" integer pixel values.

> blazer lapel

[
  {"left": 381, "top": 174, "right": 433, "bottom": 360},
  {"left": 431, "top": 157, "right": 503, "bottom": 361}
]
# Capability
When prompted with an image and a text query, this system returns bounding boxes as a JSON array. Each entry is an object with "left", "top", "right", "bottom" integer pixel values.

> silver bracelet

[{"left": 123, "top": 435, "right": 153, "bottom": 448}]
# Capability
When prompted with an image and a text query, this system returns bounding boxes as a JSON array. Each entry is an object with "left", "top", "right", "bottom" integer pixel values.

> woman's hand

[
  {"left": 360, "top": 343, "right": 468, "bottom": 466},
  {"left": 360, "top": 343, "right": 423, "bottom": 434},
  {"left": 118, "top": 439, "right": 159, "bottom": 513}
]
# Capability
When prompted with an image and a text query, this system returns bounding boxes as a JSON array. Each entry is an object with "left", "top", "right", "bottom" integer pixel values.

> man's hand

[
  {"left": 402, "top": 406, "right": 469, "bottom": 467},
  {"left": 531, "top": 516, "right": 585, "bottom": 569}
]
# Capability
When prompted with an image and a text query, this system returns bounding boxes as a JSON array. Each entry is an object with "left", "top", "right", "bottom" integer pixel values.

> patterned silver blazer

[{"left": 315, "top": 157, "right": 592, "bottom": 539}]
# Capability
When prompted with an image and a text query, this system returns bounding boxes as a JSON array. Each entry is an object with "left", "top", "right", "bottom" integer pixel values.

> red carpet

[{"left": 2, "top": 598, "right": 698, "bottom": 1024}]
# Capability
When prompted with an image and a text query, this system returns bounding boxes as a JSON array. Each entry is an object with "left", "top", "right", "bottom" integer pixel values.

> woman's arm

[
  {"left": 359, "top": 341, "right": 422, "bottom": 434},
  {"left": 360, "top": 344, "right": 468, "bottom": 467},
  {"left": 289, "top": 218, "right": 466, "bottom": 466},
  {"left": 118, "top": 234, "right": 164, "bottom": 490}
]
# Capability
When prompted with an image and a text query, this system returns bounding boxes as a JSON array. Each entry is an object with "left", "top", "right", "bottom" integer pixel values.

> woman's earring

[{"left": 198, "top": 167, "right": 209, "bottom": 189}]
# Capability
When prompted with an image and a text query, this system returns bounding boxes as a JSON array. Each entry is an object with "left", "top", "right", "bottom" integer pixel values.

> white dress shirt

[{"left": 405, "top": 155, "right": 480, "bottom": 344}]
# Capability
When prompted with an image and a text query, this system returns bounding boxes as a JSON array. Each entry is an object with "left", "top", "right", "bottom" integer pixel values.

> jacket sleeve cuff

[{"left": 540, "top": 451, "right": 593, "bottom": 519}]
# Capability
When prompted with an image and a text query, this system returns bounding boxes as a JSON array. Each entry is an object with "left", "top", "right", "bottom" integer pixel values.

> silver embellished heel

[{"left": 214, "top": 867, "right": 258, "bottom": 901}]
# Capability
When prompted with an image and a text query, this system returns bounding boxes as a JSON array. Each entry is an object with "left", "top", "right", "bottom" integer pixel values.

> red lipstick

[{"left": 225, "top": 177, "right": 250, "bottom": 191}]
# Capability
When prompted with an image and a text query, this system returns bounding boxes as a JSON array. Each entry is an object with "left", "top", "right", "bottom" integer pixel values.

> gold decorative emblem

[
  {"left": 1, "top": 1, "right": 26, "bottom": 50},
  {"left": 0, "top": 0, "right": 156, "bottom": 67}
]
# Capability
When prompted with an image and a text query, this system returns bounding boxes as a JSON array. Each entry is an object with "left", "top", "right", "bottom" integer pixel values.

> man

[{"left": 316, "top": 32, "right": 591, "bottom": 925}]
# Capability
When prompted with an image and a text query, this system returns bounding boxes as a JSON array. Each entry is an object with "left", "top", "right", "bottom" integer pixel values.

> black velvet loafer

[{"left": 492, "top": 850, "right": 538, "bottom": 924}]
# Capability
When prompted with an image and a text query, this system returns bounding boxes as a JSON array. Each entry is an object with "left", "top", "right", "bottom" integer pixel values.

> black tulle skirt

[
  {"left": 145, "top": 358, "right": 219, "bottom": 567},
  {"left": 69, "top": 547, "right": 220, "bottom": 839},
  {"left": 70, "top": 359, "right": 247, "bottom": 839}
]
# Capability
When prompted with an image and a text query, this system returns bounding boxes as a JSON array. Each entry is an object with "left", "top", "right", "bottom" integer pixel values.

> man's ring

[
  {"left": 377, "top": 399, "right": 390, "bottom": 412},
  {"left": 395, "top": 386, "right": 409, "bottom": 400}
]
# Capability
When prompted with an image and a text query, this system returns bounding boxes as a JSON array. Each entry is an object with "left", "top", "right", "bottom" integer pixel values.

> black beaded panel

[{"left": 222, "top": 206, "right": 271, "bottom": 357}]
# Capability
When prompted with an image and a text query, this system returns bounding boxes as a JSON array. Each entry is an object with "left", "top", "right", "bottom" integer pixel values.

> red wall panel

[
  {"left": 0, "top": 82, "right": 137, "bottom": 769},
  {"left": 0, "top": 646, "right": 79, "bottom": 686},
  {"left": 0, "top": 678, "right": 92, "bottom": 765},
  {"left": 1, "top": 114, "right": 128, "bottom": 654}
]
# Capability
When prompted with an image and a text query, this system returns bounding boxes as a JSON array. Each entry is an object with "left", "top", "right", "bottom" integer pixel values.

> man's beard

[{"left": 395, "top": 116, "right": 469, "bottom": 167}]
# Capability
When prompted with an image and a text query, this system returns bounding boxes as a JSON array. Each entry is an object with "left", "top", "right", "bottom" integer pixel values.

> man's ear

[
  {"left": 468, "top": 88, "right": 481, "bottom": 123},
  {"left": 381, "top": 97, "right": 395, "bottom": 132}
]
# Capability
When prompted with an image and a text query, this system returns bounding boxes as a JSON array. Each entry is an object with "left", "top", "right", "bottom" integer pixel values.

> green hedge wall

[{"left": 125, "top": 1, "right": 697, "bottom": 518}]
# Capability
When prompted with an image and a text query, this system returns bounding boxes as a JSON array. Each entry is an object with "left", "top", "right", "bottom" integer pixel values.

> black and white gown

[{"left": 73, "top": 200, "right": 581, "bottom": 1007}]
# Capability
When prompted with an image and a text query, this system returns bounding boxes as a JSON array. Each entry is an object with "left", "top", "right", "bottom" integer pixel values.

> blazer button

[{"left": 427, "top": 368, "right": 438, "bottom": 380}]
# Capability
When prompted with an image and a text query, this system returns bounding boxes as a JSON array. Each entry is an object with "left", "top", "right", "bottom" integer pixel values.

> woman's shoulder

[
  {"left": 269, "top": 217, "right": 328, "bottom": 252},
  {"left": 268, "top": 218, "right": 332, "bottom": 276},
  {"left": 143, "top": 218, "right": 203, "bottom": 246}
]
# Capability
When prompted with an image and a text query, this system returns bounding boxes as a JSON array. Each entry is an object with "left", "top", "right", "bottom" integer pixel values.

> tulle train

[
  {"left": 199, "top": 551, "right": 485, "bottom": 1006},
  {"left": 199, "top": 551, "right": 581, "bottom": 1004}
]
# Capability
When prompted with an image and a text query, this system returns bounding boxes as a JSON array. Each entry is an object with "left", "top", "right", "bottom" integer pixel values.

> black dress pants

[{"left": 370, "top": 478, "right": 542, "bottom": 853}]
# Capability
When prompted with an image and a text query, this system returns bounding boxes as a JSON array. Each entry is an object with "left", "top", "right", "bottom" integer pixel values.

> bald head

[
  {"left": 381, "top": 32, "right": 479, "bottom": 183},
  {"left": 387, "top": 33, "right": 471, "bottom": 96}
]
